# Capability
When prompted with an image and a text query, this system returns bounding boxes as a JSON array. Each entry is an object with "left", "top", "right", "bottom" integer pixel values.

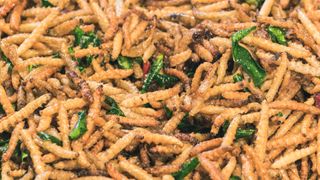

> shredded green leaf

[
  {"left": 267, "top": 26, "right": 287, "bottom": 46},
  {"left": 232, "top": 27, "right": 266, "bottom": 87},
  {"left": 41, "top": 0, "right": 54, "bottom": 7},
  {"left": 141, "top": 54, "right": 164, "bottom": 93},
  {"left": 105, "top": 96, "right": 125, "bottom": 116},
  {"left": 69, "top": 111, "right": 87, "bottom": 140},
  {"left": 172, "top": 157, "right": 199, "bottom": 180},
  {"left": 37, "top": 132, "right": 62, "bottom": 146}
]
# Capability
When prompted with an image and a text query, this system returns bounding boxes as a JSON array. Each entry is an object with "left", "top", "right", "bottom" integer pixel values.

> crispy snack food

[{"left": 0, "top": 0, "right": 320, "bottom": 179}]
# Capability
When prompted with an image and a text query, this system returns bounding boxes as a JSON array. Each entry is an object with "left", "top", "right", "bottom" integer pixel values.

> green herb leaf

[
  {"left": 232, "top": 27, "right": 266, "bottom": 87},
  {"left": 245, "top": 0, "right": 264, "bottom": 7},
  {"left": 105, "top": 96, "right": 125, "bottom": 116},
  {"left": 41, "top": 0, "right": 54, "bottom": 7},
  {"left": 27, "top": 64, "right": 40, "bottom": 72},
  {"left": 216, "top": 121, "right": 256, "bottom": 140},
  {"left": 230, "top": 175, "right": 241, "bottom": 180},
  {"left": 154, "top": 74, "right": 179, "bottom": 88},
  {"left": 277, "top": 112, "right": 283, "bottom": 117},
  {"left": 235, "top": 128, "right": 255, "bottom": 139},
  {"left": 52, "top": 52, "right": 61, "bottom": 58},
  {"left": 69, "top": 111, "right": 87, "bottom": 140},
  {"left": 233, "top": 73, "right": 244, "bottom": 83},
  {"left": 141, "top": 54, "right": 164, "bottom": 93},
  {"left": 71, "top": 26, "right": 101, "bottom": 72},
  {"left": 164, "top": 106, "right": 173, "bottom": 119},
  {"left": 21, "top": 149, "right": 29, "bottom": 162},
  {"left": 117, "top": 56, "right": 133, "bottom": 69},
  {"left": 231, "top": 26, "right": 256, "bottom": 43},
  {"left": 77, "top": 56, "right": 94, "bottom": 72},
  {"left": 0, "top": 140, "right": 9, "bottom": 154},
  {"left": 172, "top": 157, "right": 199, "bottom": 180},
  {"left": 267, "top": 26, "right": 287, "bottom": 46},
  {"left": 37, "top": 132, "right": 62, "bottom": 146},
  {"left": 0, "top": 50, "right": 13, "bottom": 73}
]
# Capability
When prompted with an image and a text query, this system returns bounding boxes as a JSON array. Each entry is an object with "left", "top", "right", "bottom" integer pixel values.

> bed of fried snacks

[{"left": 1, "top": 0, "right": 320, "bottom": 179}]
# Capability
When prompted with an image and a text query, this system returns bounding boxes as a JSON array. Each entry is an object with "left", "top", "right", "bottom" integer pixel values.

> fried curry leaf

[
  {"left": 232, "top": 27, "right": 266, "bottom": 87},
  {"left": 164, "top": 106, "right": 173, "bottom": 119},
  {"left": 105, "top": 96, "right": 125, "bottom": 117},
  {"left": 230, "top": 175, "right": 241, "bottom": 180},
  {"left": 37, "top": 132, "right": 62, "bottom": 146},
  {"left": 154, "top": 73, "right": 179, "bottom": 88},
  {"left": 41, "top": 0, "right": 54, "bottom": 7},
  {"left": 27, "top": 64, "right": 40, "bottom": 72},
  {"left": 172, "top": 157, "right": 199, "bottom": 180},
  {"left": 71, "top": 26, "right": 101, "bottom": 72},
  {"left": 244, "top": 0, "right": 264, "bottom": 7},
  {"left": 216, "top": 121, "right": 256, "bottom": 140},
  {"left": 52, "top": 52, "right": 61, "bottom": 58},
  {"left": 69, "top": 111, "right": 87, "bottom": 140},
  {"left": 233, "top": 73, "right": 244, "bottom": 83},
  {"left": 0, "top": 50, "right": 13, "bottom": 73},
  {"left": 267, "top": 26, "right": 287, "bottom": 46},
  {"left": 141, "top": 54, "right": 164, "bottom": 93},
  {"left": 117, "top": 56, "right": 133, "bottom": 69}
]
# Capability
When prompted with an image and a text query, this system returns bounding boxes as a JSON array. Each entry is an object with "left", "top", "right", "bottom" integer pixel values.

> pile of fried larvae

[{"left": 1, "top": 0, "right": 320, "bottom": 179}]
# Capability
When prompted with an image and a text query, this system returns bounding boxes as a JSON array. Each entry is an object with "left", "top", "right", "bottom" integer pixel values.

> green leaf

[
  {"left": 216, "top": 121, "right": 256, "bottom": 140},
  {"left": 21, "top": 150, "right": 29, "bottom": 162},
  {"left": 141, "top": 54, "right": 164, "bottom": 93},
  {"left": 233, "top": 73, "right": 244, "bottom": 83},
  {"left": 231, "top": 26, "right": 256, "bottom": 43},
  {"left": 77, "top": 56, "right": 94, "bottom": 72},
  {"left": 69, "top": 111, "right": 87, "bottom": 140},
  {"left": 37, "top": 132, "right": 62, "bottom": 146},
  {"left": 105, "top": 96, "right": 125, "bottom": 117},
  {"left": 172, "top": 157, "right": 199, "bottom": 180},
  {"left": 164, "top": 106, "right": 173, "bottom": 119},
  {"left": 277, "top": 112, "right": 283, "bottom": 117},
  {"left": 267, "top": 26, "right": 287, "bottom": 46},
  {"left": 245, "top": 0, "right": 264, "bottom": 7},
  {"left": 27, "top": 64, "right": 40, "bottom": 72},
  {"left": 117, "top": 56, "right": 133, "bottom": 69},
  {"left": 0, "top": 140, "right": 9, "bottom": 154},
  {"left": 71, "top": 26, "right": 101, "bottom": 72},
  {"left": 52, "top": 52, "right": 61, "bottom": 58},
  {"left": 232, "top": 27, "right": 266, "bottom": 87},
  {"left": 154, "top": 74, "right": 179, "bottom": 88},
  {"left": 235, "top": 128, "right": 255, "bottom": 139},
  {"left": 41, "top": 0, "right": 54, "bottom": 7},
  {"left": 230, "top": 175, "right": 241, "bottom": 180},
  {"left": 0, "top": 50, "right": 13, "bottom": 73},
  {"left": 73, "top": 26, "right": 85, "bottom": 47}
]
